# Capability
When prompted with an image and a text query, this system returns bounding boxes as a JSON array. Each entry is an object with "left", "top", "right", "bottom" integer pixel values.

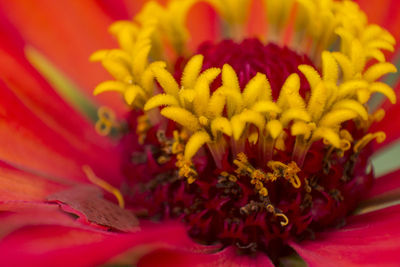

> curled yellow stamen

[
  {"left": 267, "top": 161, "right": 302, "bottom": 188},
  {"left": 353, "top": 132, "right": 386, "bottom": 153},
  {"left": 259, "top": 187, "right": 269, "bottom": 197},
  {"left": 265, "top": 203, "right": 289, "bottom": 226},
  {"left": 340, "top": 129, "right": 354, "bottom": 143},
  {"left": 276, "top": 213, "right": 289, "bottom": 226},
  {"left": 82, "top": 165, "right": 125, "bottom": 208},
  {"left": 95, "top": 106, "right": 118, "bottom": 136}
]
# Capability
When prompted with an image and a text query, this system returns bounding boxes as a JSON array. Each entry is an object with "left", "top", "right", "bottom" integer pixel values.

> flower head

[
  {"left": 93, "top": 0, "right": 397, "bottom": 257},
  {"left": 0, "top": 0, "right": 400, "bottom": 266}
]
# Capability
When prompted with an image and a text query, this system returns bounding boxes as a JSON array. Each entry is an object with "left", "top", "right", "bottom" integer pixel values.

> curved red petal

[
  {"left": 290, "top": 204, "right": 400, "bottom": 266},
  {"left": 0, "top": 202, "right": 83, "bottom": 239},
  {"left": 0, "top": 221, "right": 189, "bottom": 267},
  {"left": 138, "top": 246, "right": 274, "bottom": 267}
]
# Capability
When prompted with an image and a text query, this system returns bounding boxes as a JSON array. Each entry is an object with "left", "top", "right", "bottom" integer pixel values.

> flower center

[
  {"left": 91, "top": 0, "right": 397, "bottom": 262},
  {"left": 119, "top": 39, "right": 382, "bottom": 259},
  {"left": 196, "top": 38, "right": 313, "bottom": 99}
]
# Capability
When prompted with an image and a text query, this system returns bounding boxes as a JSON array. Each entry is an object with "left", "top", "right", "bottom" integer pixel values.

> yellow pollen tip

[{"left": 176, "top": 154, "right": 198, "bottom": 183}]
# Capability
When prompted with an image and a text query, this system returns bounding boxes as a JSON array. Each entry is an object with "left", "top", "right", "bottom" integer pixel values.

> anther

[
  {"left": 95, "top": 106, "right": 118, "bottom": 136},
  {"left": 267, "top": 161, "right": 301, "bottom": 188},
  {"left": 176, "top": 154, "right": 198, "bottom": 184}
]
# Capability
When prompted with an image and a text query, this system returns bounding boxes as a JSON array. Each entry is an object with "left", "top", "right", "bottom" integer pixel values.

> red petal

[
  {"left": 138, "top": 246, "right": 274, "bottom": 267},
  {"left": 186, "top": 2, "right": 220, "bottom": 52},
  {"left": 119, "top": 0, "right": 148, "bottom": 18},
  {"left": 0, "top": 161, "right": 66, "bottom": 202},
  {"left": 0, "top": 222, "right": 189, "bottom": 267},
  {"left": 0, "top": 16, "right": 125, "bottom": 185},
  {"left": 0, "top": 202, "right": 82, "bottom": 238},
  {"left": 370, "top": 82, "right": 400, "bottom": 151},
  {"left": 356, "top": 0, "right": 400, "bottom": 51},
  {"left": 356, "top": 0, "right": 392, "bottom": 28},
  {"left": 366, "top": 169, "right": 400, "bottom": 198},
  {"left": 94, "top": 0, "right": 131, "bottom": 20},
  {"left": 357, "top": 170, "right": 400, "bottom": 214},
  {"left": 0, "top": 81, "right": 123, "bottom": 184},
  {"left": 290, "top": 204, "right": 400, "bottom": 266},
  {"left": 0, "top": 46, "right": 112, "bottom": 156},
  {"left": 0, "top": 1, "right": 127, "bottom": 113},
  {"left": 246, "top": 0, "right": 267, "bottom": 40}
]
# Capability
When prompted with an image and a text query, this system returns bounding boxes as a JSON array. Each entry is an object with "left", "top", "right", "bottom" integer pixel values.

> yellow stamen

[
  {"left": 152, "top": 66, "right": 180, "bottom": 99},
  {"left": 267, "top": 161, "right": 301, "bottom": 188},
  {"left": 265, "top": 202, "right": 289, "bottom": 226},
  {"left": 209, "top": 0, "right": 251, "bottom": 26},
  {"left": 259, "top": 187, "right": 268, "bottom": 197},
  {"left": 340, "top": 129, "right": 354, "bottom": 143},
  {"left": 176, "top": 154, "right": 198, "bottom": 184},
  {"left": 181, "top": 55, "right": 204, "bottom": 89},
  {"left": 276, "top": 213, "right": 289, "bottom": 226},
  {"left": 82, "top": 165, "right": 125, "bottom": 208},
  {"left": 353, "top": 132, "right": 386, "bottom": 153},
  {"left": 185, "top": 131, "right": 211, "bottom": 160}
]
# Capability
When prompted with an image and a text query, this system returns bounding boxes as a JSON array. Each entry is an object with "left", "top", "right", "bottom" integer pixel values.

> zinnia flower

[{"left": 1, "top": 0, "right": 400, "bottom": 266}]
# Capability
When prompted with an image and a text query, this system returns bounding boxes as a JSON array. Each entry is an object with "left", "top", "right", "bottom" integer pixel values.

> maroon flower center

[{"left": 126, "top": 39, "right": 374, "bottom": 261}]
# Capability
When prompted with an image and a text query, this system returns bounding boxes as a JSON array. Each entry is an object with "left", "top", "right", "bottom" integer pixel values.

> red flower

[{"left": 0, "top": 1, "right": 399, "bottom": 266}]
